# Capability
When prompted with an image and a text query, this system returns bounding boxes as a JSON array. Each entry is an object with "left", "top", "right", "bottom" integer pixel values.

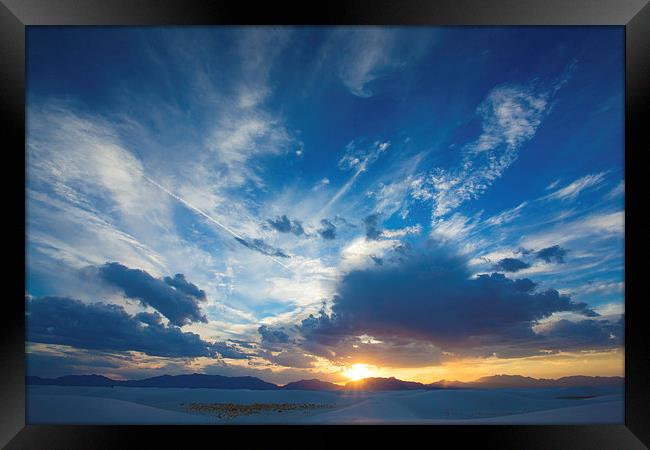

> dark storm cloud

[
  {"left": 297, "top": 326, "right": 444, "bottom": 368},
  {"left": 258, "top": 325, "right": 291, "bottom": 345},
  {"left": 493, "top": 258, "right": 531, "bottom": 273},
  {"left": 318, "top": 219, "right": 337, "bottom": 240},
  {"left": 210, "top": 341, "right": 251, "bottom": 360},
  {"left": 333, "top": 215, "right": 357, "bottom": 228},
  {"left": 227, "top": 339, "right": 257, "bottom": 349},
  {"left": 267, "top": 215, "right": 292, "bottom": 233},
  {"left": 163, "top": 274, "right": 206, "bottom": 300},
  {"left": 134, "top": 311, "right": 163, "bottom": 327},
  {"left": 256, "top": 325, "right": 317, "bottom": 368},
  {"left": 26, "top": 296, "right": 220, "bottom": 358},
  {"left": 362, "top": 213, "right": 382, "bottom": 240},
  {"left": 267, "top": 215, "right": 305, "bottom": 236},
  {"left": 25, "top": 346, "right": 210, "bottom": 381},
  {"left": 513, "top": 278, "right": 537, "bottom": 293},
  {"left": 298, "top": 244, "right": 603, "bottom": 357},
  {"left": 234, "top": 237, "right": 290, "bottom": 258},
  {"left": 259, "top": 348, "right": 317, "bottom": 369},
  {"left": 96, "top": 262, "right": 207, "bottom": 326},
  {"left": 536, "top": 316, "right": 623, "bottom": 349},
  {"left": 535, "top": 245, "right": 568, "bottom": 263}
]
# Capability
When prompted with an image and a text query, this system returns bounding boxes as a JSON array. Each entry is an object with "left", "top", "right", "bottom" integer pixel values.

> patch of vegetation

[{"left": 185, "top": 402, "right": 334, "bottom": 419}]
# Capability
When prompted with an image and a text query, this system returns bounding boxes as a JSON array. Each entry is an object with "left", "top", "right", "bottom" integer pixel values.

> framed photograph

[{"left": 2, "top": 0, "right": 648, "bottom": 448}]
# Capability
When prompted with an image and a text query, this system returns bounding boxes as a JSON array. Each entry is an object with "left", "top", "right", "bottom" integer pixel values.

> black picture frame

[{"left": 1, "top": 0, "right": 648, "bottom": 448}]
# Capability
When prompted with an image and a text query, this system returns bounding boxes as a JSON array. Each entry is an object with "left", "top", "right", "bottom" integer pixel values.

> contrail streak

[
  {"left": 320, "top": 159, "right": 368, "bottom": 216},
  {"left": 140, "top": 173, "right": 292, "bottom": 271},
  {"left": 142, "top": 175, "right": 243, "bottom": 239}
]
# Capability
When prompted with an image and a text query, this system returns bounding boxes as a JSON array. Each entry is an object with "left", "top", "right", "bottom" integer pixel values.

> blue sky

[{"left": 26, "top": 27, "right": 624, "bottom": 384}]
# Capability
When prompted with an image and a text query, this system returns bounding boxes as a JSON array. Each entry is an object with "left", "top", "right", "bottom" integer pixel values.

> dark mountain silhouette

[
  {"left": 27, "top": 373, "right": 277, "bottom": 390},
  {"left": 27, "top": 374, "right": 116, "bottom": 387},
  {"left": 427, "top": 374, "right": 624, "bottom": 389},
  {"left": 548, "top": 376, "right": 624, "bottom": 388},
  {"left": 345, "top": 377, "right": 430, "bottom": 391},
  {"left": 282, "top": 379, "right": 343, "bottom": 390},
  {"left": 26, "top": 373, "right": 624, "bottom": 390},
  {"left": 120, "top": 373, "right": 278, "bottom": 389}
]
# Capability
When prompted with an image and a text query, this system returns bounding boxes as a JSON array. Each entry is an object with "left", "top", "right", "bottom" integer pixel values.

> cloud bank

[
  {"left": 493, "top": 258, "right": 531, "bottom": 273},
  {"left": 296, "top": 243, "right": 615, "bottom": 361},
  {"left": 267, "top": 215, "right": 305, "bottom": 236},
  {"left": 95, "top": 262, "right": 208, "bottom": 326},
  {"left": 535, "top": 245, "right": 568, "bottom": 264},
  {"left": 26, "top": 296, "right": 246, "bottom": 359}
]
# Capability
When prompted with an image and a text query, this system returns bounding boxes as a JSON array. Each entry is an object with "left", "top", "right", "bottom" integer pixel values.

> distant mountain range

[
  {"left": 345, "top": 377, "right": 430, "bottom": 391},
  {"left": 426, "top": 374, "right": 624, "bottom": 389},
  {"left": 26, "top": 373, "right": 623, "bottom": 391},
  {"left": 26, "top": 373, "right": 277, "bottom": 390},
  {"left": 281, "top": 379, "right": 343, "bottom": 391}
]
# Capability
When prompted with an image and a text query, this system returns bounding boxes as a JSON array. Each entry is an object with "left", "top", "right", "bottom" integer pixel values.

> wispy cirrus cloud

[
  {"left": 425, "top": 83, "right": 554, "bottom": 218},
  {"left": 543, "top": 172, "right": 607, "bottom": 202},
  {"left": 380, "top": 224, "right": 422, "bottom": 239},
  {"left": 325, "top": 28, "right": 434, "bottom": 97},
  {"left": 205, "top": 112, "right": 295, "bottom": 187},
  {"left": 430, "top": 212, "right": 479, "bottom": 242},
  {"left": 235, "top": 27, "right": 292, "bottom": 108},
  {"left": 312, "top": 178, "right": 330, "bottom": 191},
  {"left": 521, "top": 211, "right": 624, "bottom": 249},
  {"left": 368, "top": 151, "right": 426, "bottom": 219},
  {"left": 404, "top": 66, "right": 577, "bottom": 224},
  {"left": 546, "top": 179, "right": 561, "bottom": 190},
  {"left": 27, "top": 104, "right": 167, "bottom": 223},
  {"left": 604, "top": 180, "right": 625, "bottom": 201},
  {"left": 321, "top": 140, "right": 390, "bottom": 213},
  {"left": 483, "top": 202, "right": 528, "bottom": 227}
]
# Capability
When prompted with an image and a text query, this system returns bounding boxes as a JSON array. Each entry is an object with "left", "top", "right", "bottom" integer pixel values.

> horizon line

[{"left": 26, "top": 371, "right": 625, "bottom": 387}]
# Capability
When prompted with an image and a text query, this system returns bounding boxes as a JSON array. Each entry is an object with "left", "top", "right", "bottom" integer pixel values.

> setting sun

[{"left": 344, "top": 364, "right": 376, "bottom": 381}]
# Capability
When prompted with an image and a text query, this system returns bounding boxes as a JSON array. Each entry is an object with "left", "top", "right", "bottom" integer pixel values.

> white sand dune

[
  {"left": 27, "top": 386, "right": 624, "bottom": 425},
  {"left": 28, "top": 394, "right": 217, "bottom": 424},
  {"left": 458, "top": 401, "right": 624, "bottom": 424},
  {"left": 298, "top": 398, "right": 623, "bottom": 424}
]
